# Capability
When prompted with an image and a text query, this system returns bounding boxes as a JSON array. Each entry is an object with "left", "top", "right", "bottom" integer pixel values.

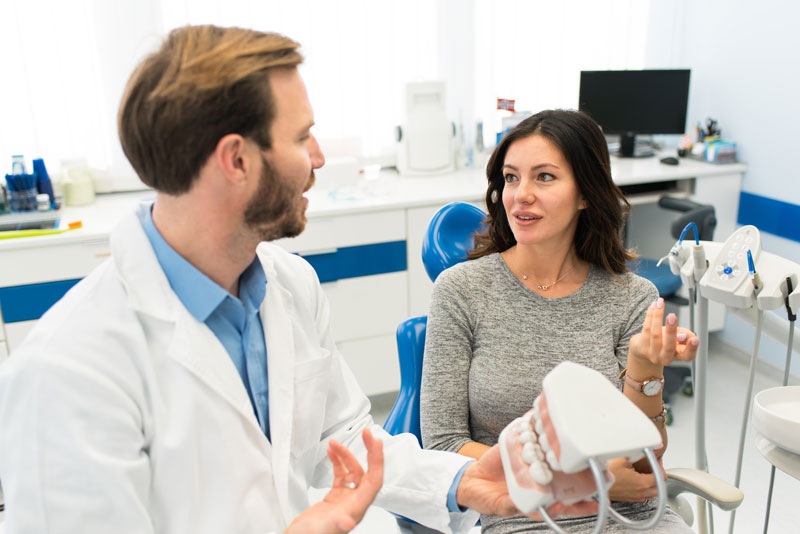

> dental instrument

[{"left": 499, "top": 361, "right": 666, "bottom": 533}]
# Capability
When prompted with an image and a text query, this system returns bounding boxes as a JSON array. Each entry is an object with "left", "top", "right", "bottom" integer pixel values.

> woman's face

[{"left": 501, "top": 134, "right": 586, "bottom": 249}]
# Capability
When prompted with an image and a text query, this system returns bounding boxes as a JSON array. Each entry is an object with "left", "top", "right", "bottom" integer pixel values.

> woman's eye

[
  {"left": 539, "top": 173, "right": 555, "bottom": 182},
  {"left": 503, "top": 173, "right": 518, "bottom": 183}
]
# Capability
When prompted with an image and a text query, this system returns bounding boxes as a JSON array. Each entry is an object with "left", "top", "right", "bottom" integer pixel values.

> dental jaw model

[{"left": 499, "top": 361, "right": 667, "bottom": 533}]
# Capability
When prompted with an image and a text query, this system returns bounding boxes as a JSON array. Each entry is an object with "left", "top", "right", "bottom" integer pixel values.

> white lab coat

[{"left": 0, "top": 204, "right": 479, "bottom": 534}]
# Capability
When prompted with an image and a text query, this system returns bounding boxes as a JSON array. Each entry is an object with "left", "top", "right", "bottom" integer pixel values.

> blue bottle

[{"left": 32, "top": 158, "right": 55, "bottom": 209}]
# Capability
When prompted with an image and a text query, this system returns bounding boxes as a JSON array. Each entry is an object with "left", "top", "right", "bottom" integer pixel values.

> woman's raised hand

[{"left": 629, "top": 298, "right": 699, "bottom": 366}]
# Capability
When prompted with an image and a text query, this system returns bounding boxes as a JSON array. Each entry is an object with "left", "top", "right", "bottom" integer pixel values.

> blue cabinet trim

[
  {"left": 0, "top": 240, "right": 408, "bottom": 323},
  {"left": 301, "top": 240, "right": 407, "bottom": 283},
  {"left": 0, "top": 279, "right": 81, "bottom": 324}
]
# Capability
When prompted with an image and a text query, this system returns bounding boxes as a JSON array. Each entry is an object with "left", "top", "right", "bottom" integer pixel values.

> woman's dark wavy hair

[{"left": 469, "top": 109, "right": 635, "bottom": 274}]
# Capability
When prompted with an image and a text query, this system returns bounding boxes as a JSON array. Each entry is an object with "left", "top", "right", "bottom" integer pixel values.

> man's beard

[{"left": 243, "top": 156, "right": 314, "bottom": 242}]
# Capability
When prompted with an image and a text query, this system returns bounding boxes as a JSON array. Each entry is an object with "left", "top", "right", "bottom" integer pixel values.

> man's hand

[
  {"left": 455, "top": 445, "right": 599, "bottom": 520},
  {"left": 285, "top": 428, "right": 383, "bottom": 533},
  {"left": 607, "top": 457, "right": 666, "bottom": 503}
]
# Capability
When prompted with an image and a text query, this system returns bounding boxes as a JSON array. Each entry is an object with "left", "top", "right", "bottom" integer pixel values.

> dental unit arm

[
  {"left": 655, "top": 224, "right": 800, "bottom": 533},
  {"left": 499, "top": 362, "right": 667, "bottom": 533}
]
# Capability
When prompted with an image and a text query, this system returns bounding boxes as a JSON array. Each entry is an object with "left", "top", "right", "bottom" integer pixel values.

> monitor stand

[{"left": 616, "top": 131, "right": 655, "bottom": 158}]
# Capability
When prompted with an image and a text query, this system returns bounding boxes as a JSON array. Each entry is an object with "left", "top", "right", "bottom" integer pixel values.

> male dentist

[{"left": 0, "top": 25, "right": 592, "bottom": 533}]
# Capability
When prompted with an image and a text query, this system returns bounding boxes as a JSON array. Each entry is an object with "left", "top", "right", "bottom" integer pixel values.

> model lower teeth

[{"left": 529, "top": 460, "right": 553, "bottom": 485}]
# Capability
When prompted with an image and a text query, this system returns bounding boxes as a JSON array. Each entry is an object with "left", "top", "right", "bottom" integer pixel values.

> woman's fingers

[
  {"left": 660, "top": 313, "right": 678, "bottom": 365},
  {"left": 648, "top": 299, "right": 664, "bottom": 361}
]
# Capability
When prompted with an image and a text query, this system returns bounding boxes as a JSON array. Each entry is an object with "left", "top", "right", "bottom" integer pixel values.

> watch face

[{"left": 643, "top": 379, "right": 662, "bottom": 396}]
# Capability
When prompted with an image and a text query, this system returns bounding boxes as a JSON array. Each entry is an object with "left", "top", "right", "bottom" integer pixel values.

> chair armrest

[{"left": 666, "top": 468, "right": 744, "bottom": 512}]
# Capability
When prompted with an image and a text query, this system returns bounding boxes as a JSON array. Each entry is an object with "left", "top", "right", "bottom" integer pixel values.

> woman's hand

[
  {"left": 607, "top": 457, "right": 666, "bottom": 503},
  {"left": 628, "top": 298, "right": 699, "bottom": 366},
  {"left": 285, "top": 428, "right": 383, "bottom": 533}
]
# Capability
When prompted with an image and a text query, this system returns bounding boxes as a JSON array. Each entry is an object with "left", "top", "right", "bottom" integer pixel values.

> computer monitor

[{"left": 578, "top": 69, "right": 691, "bottom": 158}]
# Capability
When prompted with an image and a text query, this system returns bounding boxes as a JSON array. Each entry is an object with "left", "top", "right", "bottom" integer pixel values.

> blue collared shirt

[
  {"left": 138, "top": 204, "right": 271, "bottom": 440},
  {"left": 139, "top": 203, "right": 468, "bottom": 510}
]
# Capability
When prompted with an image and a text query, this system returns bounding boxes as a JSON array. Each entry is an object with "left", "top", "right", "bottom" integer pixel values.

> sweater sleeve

[{"left": 420, "top": 266, "right": 476, "bottom": 453}]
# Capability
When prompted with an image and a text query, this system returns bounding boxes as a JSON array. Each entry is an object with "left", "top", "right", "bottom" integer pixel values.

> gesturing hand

[
  {"left": 629, "top": 298, "right": 699, "bottom": 366},
  {"left": 285, "top": 428, "right": 384, "bottom": 534},
  {"left": 456, "top": 445, "right": 599, "bottom": 520}
]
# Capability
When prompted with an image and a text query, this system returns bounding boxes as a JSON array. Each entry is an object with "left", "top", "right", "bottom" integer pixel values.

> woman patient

[{"left": 420, "top": 109, "right": 699, "bottom": 533}]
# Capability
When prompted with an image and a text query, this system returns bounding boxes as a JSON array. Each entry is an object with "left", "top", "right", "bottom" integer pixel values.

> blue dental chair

[
  {"left": 382, "top": 201, "right": 742, "bottom": 531},
  {"left": 383, "top": 202, "right": 487, "bottom": 443}
]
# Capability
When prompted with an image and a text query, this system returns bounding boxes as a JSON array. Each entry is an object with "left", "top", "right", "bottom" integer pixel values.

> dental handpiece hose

[
  {"left": 729, "top": 251, "right": 764, "bottom": 534},
  {"left": 762, "top": 277, "right": 796, "bottom": 534}
]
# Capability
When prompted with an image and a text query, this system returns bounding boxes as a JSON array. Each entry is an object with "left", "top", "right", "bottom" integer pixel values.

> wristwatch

[{"left": 619, "top": 368, "right": 664, "bottom": 396}]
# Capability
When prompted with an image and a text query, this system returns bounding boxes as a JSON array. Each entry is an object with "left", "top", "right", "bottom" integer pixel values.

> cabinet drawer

[
  {"left": 322, "top": 271, "right": 408, "bottom": 342},
  {"left": 0, "top": 238, "right": 110, "bottom": 287},
  {"left": 275, "top": 210, "right": 406, "bottom": 254}
]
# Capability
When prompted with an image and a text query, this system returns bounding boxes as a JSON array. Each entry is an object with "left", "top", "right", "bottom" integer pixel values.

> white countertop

[{"left": 0, "top": 157, "right": 746, "bottom": 252}]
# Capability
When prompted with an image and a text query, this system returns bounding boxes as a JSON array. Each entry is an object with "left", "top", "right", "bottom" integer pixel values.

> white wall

[{"left": 645, "top": 0, "right": 800, "bottom": 376}]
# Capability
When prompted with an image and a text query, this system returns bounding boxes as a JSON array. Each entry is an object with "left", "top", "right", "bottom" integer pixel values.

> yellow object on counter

[{"left": 0, "top": 220, "right": 83, "bottom": 239}]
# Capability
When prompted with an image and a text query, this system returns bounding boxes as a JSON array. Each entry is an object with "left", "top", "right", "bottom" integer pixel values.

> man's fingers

[
  {"left": 361, "top": 429, "right": 384, "bottom": 492},
  {"left": 329, "top": 440, "right": 365, "bottom": 481},
  {"left": 327, "top": 441, "right": 348, "bottom": 487}
]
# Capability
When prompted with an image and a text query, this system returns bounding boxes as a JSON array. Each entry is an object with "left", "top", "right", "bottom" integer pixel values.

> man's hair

[
  {"left": 118, "top": 25, "right": 303, "bottom": 194},
  {"left": 470, "top": 109, "right": 636, "bottom": 274}
]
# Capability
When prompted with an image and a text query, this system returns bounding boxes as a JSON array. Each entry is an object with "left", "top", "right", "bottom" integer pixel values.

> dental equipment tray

[
  {"left": 0, "top": 209, "right": 60, "bottom": 231},
  {"left": 752, "top": 386, "right": 800, "bottom": 455}
]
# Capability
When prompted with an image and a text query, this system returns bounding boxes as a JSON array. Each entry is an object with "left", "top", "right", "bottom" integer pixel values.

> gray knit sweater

[{"left": 420, "top": 253, "right": 691, "bottom": 533}]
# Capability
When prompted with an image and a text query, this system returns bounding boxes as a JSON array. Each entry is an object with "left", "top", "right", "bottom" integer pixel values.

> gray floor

[{"left": 361, "top": 334, "right": 800, "bottom": 533}]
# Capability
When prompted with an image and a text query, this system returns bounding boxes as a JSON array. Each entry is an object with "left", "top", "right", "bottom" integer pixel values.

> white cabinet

[{"left": 275, "top": 209, "right": 410, "bottom": 396}]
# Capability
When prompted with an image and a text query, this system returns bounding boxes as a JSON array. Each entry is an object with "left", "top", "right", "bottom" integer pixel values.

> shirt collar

[{"left": 137, "top": 202, "right": 266, "bottom": 322}]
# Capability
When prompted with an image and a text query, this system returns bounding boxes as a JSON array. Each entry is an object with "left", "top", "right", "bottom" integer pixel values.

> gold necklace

[{"left": 521, "top": 264, "right": 575, "bottom": 291}]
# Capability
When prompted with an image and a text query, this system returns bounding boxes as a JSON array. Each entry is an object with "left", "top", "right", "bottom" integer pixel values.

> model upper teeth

[{"left": 518, "top": 216, "right": 534, "bottom": 220}]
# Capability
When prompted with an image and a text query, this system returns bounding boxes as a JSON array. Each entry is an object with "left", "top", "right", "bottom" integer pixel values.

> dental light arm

[{"left": 498, "top": 362, "right": 666, "bottom": 533}]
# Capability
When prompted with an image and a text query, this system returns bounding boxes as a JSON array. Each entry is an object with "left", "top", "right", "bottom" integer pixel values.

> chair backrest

[
  {"left": 421, "top": 201, "right": 487, "bottom": 283},
  {"left": 383, "top": 202, "right": 487, "bottom": 442}
]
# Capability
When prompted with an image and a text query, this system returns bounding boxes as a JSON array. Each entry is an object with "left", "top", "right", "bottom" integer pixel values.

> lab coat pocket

[{"left": 291, "top": 350, "right": 332, "bottom": 455}]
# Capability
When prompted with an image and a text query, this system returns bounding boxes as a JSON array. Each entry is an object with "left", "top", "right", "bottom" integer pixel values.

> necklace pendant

[
  {"left": 537, "top": 283, "right": 550, "bottom": 291},
  {"left": 522, "top": 274, "right": 528, "bottom": 280}
]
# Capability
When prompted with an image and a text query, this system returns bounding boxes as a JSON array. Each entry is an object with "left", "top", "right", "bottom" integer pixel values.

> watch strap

[{"left": 618, "top": 368, "right": 664, "bottom": 396}]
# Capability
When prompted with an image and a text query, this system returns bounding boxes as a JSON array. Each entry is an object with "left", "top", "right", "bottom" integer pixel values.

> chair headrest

[{"left": 422, "top": 202, "right": 487, "bottom": 282}]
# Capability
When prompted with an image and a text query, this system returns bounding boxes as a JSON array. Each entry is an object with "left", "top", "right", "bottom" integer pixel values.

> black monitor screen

[{"left": 578, "top": 69, "right": 690, "bottom": 157}]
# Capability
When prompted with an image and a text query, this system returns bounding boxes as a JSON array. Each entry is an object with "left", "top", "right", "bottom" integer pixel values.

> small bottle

[
  {"left": 37, "top": 193, "right": 51, "bottom": 211},
  {"left": 11, "top": 155, "right": 26, "bottom": 175}
]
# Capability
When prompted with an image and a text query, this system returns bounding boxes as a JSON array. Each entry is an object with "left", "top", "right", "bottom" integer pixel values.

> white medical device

[
  {"left": 395, "top": 81, "right": 455, "bottom": 176},
  {"left": 660, "top": 223, "right": 800, "bottom": 534},
  {"left": 499, "top": 362, "right": 666, "bottom": 533}
]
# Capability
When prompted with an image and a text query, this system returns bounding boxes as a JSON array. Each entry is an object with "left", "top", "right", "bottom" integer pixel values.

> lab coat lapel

[
  {"left": 260, "top": 254, "right": 296, "bottom": 523},
  {"left": 113, "top": 204, "right": 269, "bottom": 445},
  {"left": 169, "top": 317, "right": 266, "bottom": 437}
]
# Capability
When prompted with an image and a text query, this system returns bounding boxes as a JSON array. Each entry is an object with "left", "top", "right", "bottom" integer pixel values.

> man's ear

[{"left": 213, "top": 134, "right": 252, "bottom": 185}]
